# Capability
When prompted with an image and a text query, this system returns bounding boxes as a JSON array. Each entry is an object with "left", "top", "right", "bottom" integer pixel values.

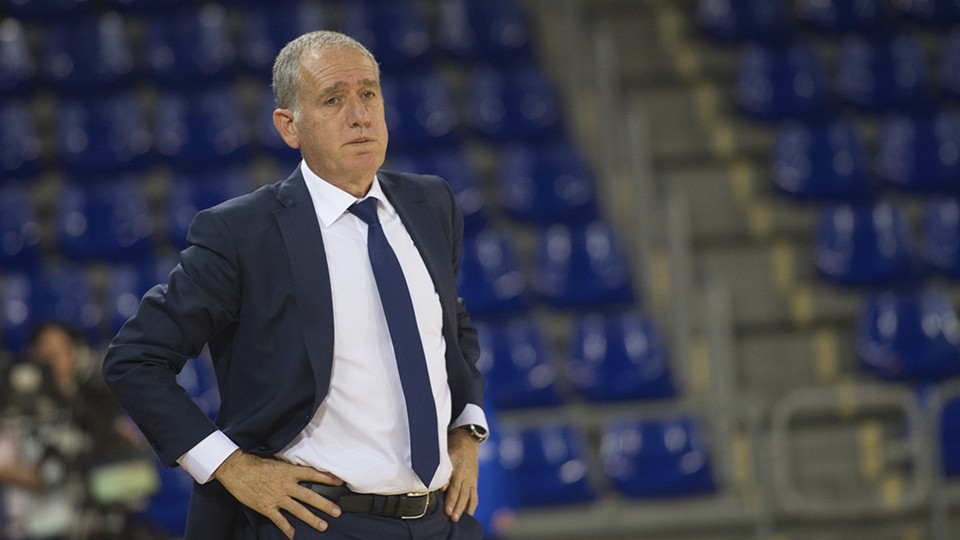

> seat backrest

[
  {"left": 876, "top": 111, "right": 960, "bottom": 192},
  {"left": 476, "top": 318, "right": 563, "bottom": 409},
  {"left": 500, "top": 424, "right": 596, "bottom": 507},
  {"left": 735, "top": 42, "right": 830, "bottom": 121},
  {"left": 772, "top": 119, "right": 872, "bottom": 201},
  {"left": 457, "top": 227, "right": 528, "bottom": 316}
]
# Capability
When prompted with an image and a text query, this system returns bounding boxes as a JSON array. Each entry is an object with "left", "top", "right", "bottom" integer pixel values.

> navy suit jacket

[{"left": 103, "top": 169, "right": 484, "bottom": 539}]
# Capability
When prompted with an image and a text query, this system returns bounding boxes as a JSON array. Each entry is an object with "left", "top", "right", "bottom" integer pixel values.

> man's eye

[{"left": 325, "top": 97, "right": 339, "bottom": 105}]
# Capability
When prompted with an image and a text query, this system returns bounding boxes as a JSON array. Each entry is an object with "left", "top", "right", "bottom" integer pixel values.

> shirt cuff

[
  {"left": 176, "top": 430, "right": 239, "bottom": 484},
  {"left": 449, "top": 403, "right": 488, "bottom": 434}
]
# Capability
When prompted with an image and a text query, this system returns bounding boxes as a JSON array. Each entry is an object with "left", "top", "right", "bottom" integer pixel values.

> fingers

[
  {"left": 298, "top": 466, "right": 344, "bottom": 486},
  {"left": 292, "top": 484, "right": 342, "bottom": 518},
  {"left": 281, "top": 498, "right": 331, "bottom": 536},
  {"left": 444, "top": 479, "right": 477, "bottom": 522},
  {"left": 265, "top": 509, "right": 295, "bottom": 540}
]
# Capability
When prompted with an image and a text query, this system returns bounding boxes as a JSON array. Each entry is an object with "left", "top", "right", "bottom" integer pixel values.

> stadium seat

[
  {"left": 143, "top": 5, "right": 236, "bottom": 87},
  {"left": 893, "top": 0, "right": 960, "bottom": 25},
  {"left": 535, "top": 220, "right": 635, "bottom": 309},
  {"left": 499, "top": 139, "right": 599, "bottom": 224},
  {"left": 858, "top": 287, "right": 960, "bottom": 382},
  {"left": 771, "top": 119, "right": 873, "bottom": 201},
  {"left": 175, "top": 352, "right": 219, "bottom": 420},
  {"left": 384, "top": 145, "right": 486, "bottom": 235},
  {"left": 2, "top": 267, "right": 103, "bottom": 351},
  {"left": 0, "top": 184, "right": 40, "bottom": 269},
  {"left": 876, "top": 111, "right": 960, "bottom": 193},
  {"left": 941, "top": 395, "right": 960, "bottom": 476},
  {"left": 601, "top": 417, "right": 717, "bottom": 498},
  {"left": 147, "top": 464, "right": 192, "bottom": 537},
  {"left": 0, "top": 18, "right": 35, "bottom": 97},
  {"left": 466, "top": 64, "right": 562, "bottom": 141},
  {"left": 795, "top": 0, "right": 894, "bottom": 36},
  {"left": 569, "top": 311, "right": 675, "bottom": 402},
  {"left": 167, "top": 166, "right": 252, "bottom": 248},
  {"left": 735, "top": 42, "right": 830, "bottom": 121},
  {"left": 6, "top": 0, "right": 86, "bottom": 19},
  {"left": 499, "top": 424, "right": 596, "bottom": 507},
  {"left": 381, "top": 70, "right": 457, "bottom": 152},
  {"left": 924, "top": 197, "right": 960, "bottom": 277},
  {"left": 105, "top": 264, "right": 152, "bottom": 335},
  {"left": 474, "top": 396, "right": 518, "bottom": 537},
  {"left": 0, "top": 100, "right": 41, "bottom": 180},
  {"left": 56, "top": 177, "right": 153, "bottom": 262},
  {"left": 155, "top": 86, "right": 250, "bottom": 168},
  {"left": 457, "top": 227, "right": 528, "bottom": 316},
  {"left": 41, "top": 12, "right": 134, "bottom": 95},
  {"left": 941, "top": 26, "right": 960, "bottom": 101},
  {"left": 340, "top": 0, "right": 431, "bottom": 74},
  {"left": 56, "top": 93, "right": 152, "bottom": 174},
  {"left": 697, "top": 0, "right": 790, "bottom": 44},
  {"left": 814, "top": 200, "right": 921, "bottom": 287},
  {"left": 240, "top": 2, "right": 325, "bottom": 76},
  {"left": 836, "top": 35, "right": 932, "bottom": 113},
  {"left": 435, "top": 0, "right": 532, "bottom": 63},
  {"left": 475, "top": 318, "right": 564, "bottom": 409}
]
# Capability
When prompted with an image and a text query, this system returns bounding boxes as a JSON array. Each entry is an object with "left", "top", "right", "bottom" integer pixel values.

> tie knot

[{"left": 349, "top": 197, "right": 380, "bottom": 225}]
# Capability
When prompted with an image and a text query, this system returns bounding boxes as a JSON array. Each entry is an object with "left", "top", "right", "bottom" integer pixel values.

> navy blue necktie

[{"left": 349, "top": 197, "right": 440, "bottom": 487}]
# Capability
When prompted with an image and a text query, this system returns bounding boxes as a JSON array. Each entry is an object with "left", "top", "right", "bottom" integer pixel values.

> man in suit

[{"left": 103, "top": 31, "right": 488, "bottom": 540}]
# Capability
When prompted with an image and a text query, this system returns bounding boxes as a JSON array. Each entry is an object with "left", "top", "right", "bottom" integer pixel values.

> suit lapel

[{"left": 272, "top": 170, "right": 335, "bottom": 414}]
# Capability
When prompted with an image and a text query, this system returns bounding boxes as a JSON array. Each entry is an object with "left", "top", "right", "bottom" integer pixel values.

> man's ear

[{"left": 273, "top": 108, "right": 301, "bottom": 149}]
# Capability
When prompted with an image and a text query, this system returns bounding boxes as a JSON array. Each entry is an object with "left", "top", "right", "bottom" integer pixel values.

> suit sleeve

[{"left": 103, "top": 209, "right": 241, "bottom": 467}]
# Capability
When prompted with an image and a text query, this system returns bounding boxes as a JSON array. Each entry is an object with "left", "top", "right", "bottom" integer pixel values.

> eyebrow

[{"left": 318, "top": 79, "right": 380, "bottom": 98}]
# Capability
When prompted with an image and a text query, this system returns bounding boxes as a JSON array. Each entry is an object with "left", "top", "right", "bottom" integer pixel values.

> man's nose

[{"left": 346, "top": 96, "right": 370, "bottom": 127}]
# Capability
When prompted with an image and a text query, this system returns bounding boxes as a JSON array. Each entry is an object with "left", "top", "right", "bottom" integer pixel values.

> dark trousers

[{"left": 257, "top": 493, "right": 484, "bottom": 540}]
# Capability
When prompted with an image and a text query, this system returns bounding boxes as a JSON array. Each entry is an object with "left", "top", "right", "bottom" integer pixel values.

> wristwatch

[{"left": 461, "top": 424, "right": 489, "bottom": 444}]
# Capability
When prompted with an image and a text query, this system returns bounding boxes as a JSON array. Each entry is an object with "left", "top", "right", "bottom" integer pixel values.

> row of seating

[
  {"left": 1, "top": 59, "right": 563, "bottom": 178},
  {"left": 735, "top": 33, "right": 960, "bottom": 121},
  {"left": 772, "top": 112, "right": 960, "bottom": 201},
  {"left": 0, "top": 0, "right": 532, "bottom": 98},
  {"left": 699, "top": 0, "right": 960, "bottom": 43}
]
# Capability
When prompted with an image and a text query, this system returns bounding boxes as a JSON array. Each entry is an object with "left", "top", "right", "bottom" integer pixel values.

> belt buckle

[{"left": 401, "top": 491, "right": 430, "bottom": 520}]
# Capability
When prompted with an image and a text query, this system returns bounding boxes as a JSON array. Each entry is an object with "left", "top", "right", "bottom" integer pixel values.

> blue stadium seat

[
  {"left": 381, "top": 70, "right": 457, "bottom": 151},
  {"left": 111, "top": 0, "right": 189, "bottom": 12},
  {"left": 924, "top": 197, "right": 960, "bottom": 277},
  {"left": 0, "top": 100, "right": 41, "bottom": 180},
  {"left": 56, "top": 177, "right": 153, "bottom": 262},
  {"left": 155, "top": 86, "right": 250, "bottom": 168},
  {"left": 569, "top": 311, "right": 675, "bottom": 402},
  {"left": 341, "top": 0, "right": 431, "bottom": 74},
  {"left": 435, "top": 0, "right": 532, "bottom": 63},
  {"left": 176, "top": 351, "right": 219, "bottom": 420},
  {"left": 795, "top": 0, "right": 894, "bottom": 36},
  {"left": 500, "top": 425, "right": 596, "bottom": 507},
  {"left": 858, "top": 287, "right": 960, "bottom": 382},
  {"left": 0, "top": 184, "right": 40, "bottom": 269},
  {"left": 457, "top": 227, "right": 528, "bottom": 317},
  {"left": 893, "top": 0, "right": 960, "bottom": 25},
  {"left": 941, "top": 26, "right": 960, "bottom": 101},
  {"left": 697, "top": 0, "right": 790, "bottom": 44},
  {"left": 475, "top": 319, "right": 563, "bottom": 409},
  {"left": 772, "top": 119, "right": 873, "bottom": 201},
  {"left": 2, "top": 267, "right": 102, "bottom": 351},
  {"left": 466, "top": 64, "right": 562, "bottom": 141},
  {"left": 105, "top": 264, "right": 153, "bottom": 335},
  {"left": 240, "top": 2, "right": 325, "bottom": 76},
  {"left": 535, "top": 220, "right": 635, "bottom": 309},
  {"left": 601, "top": 417, "right": 717, "bottom": 498},
  {"left": 147, "top": 464, "right": 192, "bottom": 537},
  {"left": 6, "top": 0, "right": 86, "bottom": 19},
  {"left": 41, "top": 13, "right": 134, "bottom": 95},
  {"left": 499, "top": 139, "right": 599, "bottom": 224},
  {"left": 941, "top": 395, "right": 960, "bottom": 476},
  {"left": 836, "top": 35, "right": 932, "bottom": 113},
  {"left": 143, "top": 5, "right": 236, "bottom": 88},
  {"left": 56, "top": 93, "right": 151, "bottom": 174},
  {"left": 474, "top": 396, "right": 518, "bottom": 537},
  {"left": 735, "top": 42, "right": 830, "bottom": 121},
  {"left": 385, "top": 145, "right": 487, "bottom": 236},
  {"left": 167, "top": 166, "right": 252, "bottom": 248},
  {"left": 0, "top": 18, "right": 35, "bottom": 97},
  {"left": 876, "top": 111, "right": 960, "bottom": 193},
  {"left": 814, "top": 200, "right": 921, "bottom": 287}
]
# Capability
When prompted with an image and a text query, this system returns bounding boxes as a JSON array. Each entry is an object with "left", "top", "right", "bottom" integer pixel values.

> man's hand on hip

[
  {"left": 443, "top": 428, "right": 480, "bottom": 523},
  {"left": 213, "top": 449, "right": 343, "bottom": 539}
]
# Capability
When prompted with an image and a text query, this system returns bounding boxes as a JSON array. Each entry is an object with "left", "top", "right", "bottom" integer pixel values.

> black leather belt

[{"left": 303, "top": 483, "right": 439, "bottom": 520}]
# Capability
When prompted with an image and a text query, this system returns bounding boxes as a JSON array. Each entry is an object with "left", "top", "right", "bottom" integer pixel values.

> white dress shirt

[{"left": 177, "top": 161, "right": 487, "bottom": 494}]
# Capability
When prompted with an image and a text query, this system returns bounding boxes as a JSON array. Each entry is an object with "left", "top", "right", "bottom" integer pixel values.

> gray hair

[{"left": 272, "top": 31, "right": 379, "bottom": 116}]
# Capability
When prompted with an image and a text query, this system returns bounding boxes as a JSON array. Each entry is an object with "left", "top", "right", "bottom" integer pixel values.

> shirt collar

[{"left": 299, "top": 161, "right": 394, "bottom": 229}]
